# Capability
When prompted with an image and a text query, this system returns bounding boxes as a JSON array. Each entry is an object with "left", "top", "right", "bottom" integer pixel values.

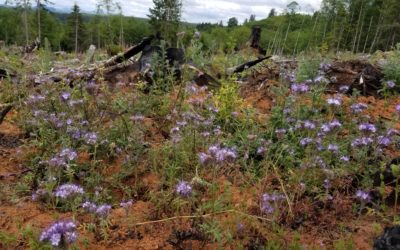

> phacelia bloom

[
  {"left": 321, "top": 120, "right": 342, "bottom": 134},
  {"left": 386, "top": 80, "right": 396, "bottom": 89},
  {"left": 198, "top": 152, "right": 212, "bottom": 165},
  {"left": 84, "top": 132, "right": 98, "bottom": 145},
  {"left": 327, "top": 144, "right": 339, "bottom": 152},
  {"left": 170, "top": 127, "right": 180, "bottom": 134},
  {"left": 359, "top": 123, "right": 377, "bottom": 133},
  {"left": 351, "top": 137, "right": 374, "bottom": 147},
  {"left": 396, "top": 104, "right": 400, "bottom": 113},
  {"left": 323, "top": 179, "right": 331, "bottom": 189},
  {"left": 40, "top": 220, "right": 77, "bottom": 246},
  {"left": 319, "top": 63, "right": 331, "bottom": 72},
  {"left": 339, "top": 85, "right": 350, "bottom": 93},
  {"left": 60, "top": 92, "right": 71, "bottom": 102},
  {"left": 387, "top": 129, "right": 399, "bottom": 137},
  {"left": 377, "top": 136, "right": 391, "bottom": 147},
  {"left": 300, "top": 137, "right": 313, "bottom": 146},
  {"left": 208, "top": 144, "right": 237, "bottom": 163},
  {"left": 291, "top": 83, "right": 309, "bottom": 93},
  {"left": 327, "top": 97, "right": 342, "bottom": 106},
  {"left": 351, "top": 103, "right": 368, "bottom": 113},
  {"left": 120, "top": 200, "right": 133, "bottom": 209},
  {"left": 96, "top": 204, "right": 112, "bottom": 217},
  {"left": 176, "top": 181, "right": 192, "bottom": 197},
  {"left": 340, "top": 156, "right": 350, "bottom": 162},
  {"left": 356, "top": 190, "right": 371, "bottom": 203},
  {"left": 260, "top": 193, "right": 284, "bottom": 214},
  {"left": 82, "top": 201, "right": 97, "bottom": 213},
  {"left": 54, "top": 184, "right": 84, "bottom": 199},
  {"left": 257, "top": 147, "right": 267, "bottom": 156},
  {"left": 303, "top": 120, "right": 316, "bottom": 130},
  {"left": 59, "top": 148, "right": 78, "bottom": 161}
]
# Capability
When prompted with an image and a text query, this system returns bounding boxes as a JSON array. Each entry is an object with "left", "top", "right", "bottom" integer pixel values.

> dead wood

[
  {"left": 227, "top": 56, "right": 272, "bottom": 74},
  {"left": 0, "top": 105, "right": 13, "bottom": 125},
  {"left": 102, "top": 36, "right": 154, "bottom": 68}
]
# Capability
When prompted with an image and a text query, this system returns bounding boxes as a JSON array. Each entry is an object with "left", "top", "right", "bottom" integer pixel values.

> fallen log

[
  {"left": 0, "top": 104, "right": 13, "bottom": 125},
  {"left": 102, "top": 36, "right": 154, "bottom": 68},
  {"left": 227, "top": 56, "right": 272, "bottom": 74}
]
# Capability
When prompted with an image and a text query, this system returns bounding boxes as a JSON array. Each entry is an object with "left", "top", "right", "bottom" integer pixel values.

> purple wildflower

[
  {"left": 40, "top": 220, "right": 77, "bottom": 246},
  {"left": 257, "top": 147, "right": 267, "bottom": 156},
  {"left": 300, "top": 137, "right": 313, "bottom": 146},
  {"left": 260, "top": 193, "right": 284, "bottom": 214},
  {"left": 120, "top": 200, "right": 133, "bottom": 209},
  {"left": 303, "top": 120, "right": 316, "bottom": 130},
  {"left": 377, "top": 136, "right": 391, "bottom": 147},
  {"left": 356, "top": 190, "right": 371, "bottom": 203},
  {"left": 351, "top": 103, "right": 368, "bottom": 113},
  {"left": 327, "top": 144, "right": 339, "bottom": 152},
  {"left": 60, "top": 92, "right": 71, "bottom": 102},
  {"left": 291, "top": 83, "right": 309, "bottom": 93},
  {"left": 351, "top": 137, "right": 374, "bottom": 147},
  {"left": 95, "top": 204, "right": 112, "bottom": 217},
  {"left": 198, "top": 152, "right": 212, "bottom": 165},
  {"left": 396, "top": 104, "right": 400, "bottom": 113},
  {"left": 359, "top": 123, "right": 377, "bottom": 133},
  {"left": 327, "top": 97, "right": 342, "bottom": 106},
  {"left": 170, "top": 127, "right": 180, "bottom": 134},
  {"left": 176, "top": 181, "right": 192, "bottom": 197},
  {"left": 54, "top": 184, "right": 84, "bottom": 199},
  {"left": 84, "top": 132, "right": 98, "bottom": 145},
  {"left": 59, "top": 148, "right": 78, "bottom": 161},
  {"left": 386, "top": 80, "right": 396, "bottom": 89},
  {"left": 82, "top": 201, "right": 97, "bottom": 213},
  {"left": 339, "top": 85, "right": 350, "bottom": 93},
  {"left": 340, "top": 156, "right": 350, "bottom": 162},
  {"left": 323, "top": 179, "right": 331, "bottom": 189}
]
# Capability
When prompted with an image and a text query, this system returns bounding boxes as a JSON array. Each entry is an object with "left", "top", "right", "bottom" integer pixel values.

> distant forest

[{"left": 0, "top": 0, "right": 399, "bottom": 55}]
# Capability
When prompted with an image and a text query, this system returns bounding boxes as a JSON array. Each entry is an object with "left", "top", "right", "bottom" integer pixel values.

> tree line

[{"left": 0, "top": 0, "right": 399, "bottom": 55}]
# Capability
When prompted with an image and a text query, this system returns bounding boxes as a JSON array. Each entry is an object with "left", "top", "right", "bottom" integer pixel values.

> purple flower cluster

[
  {"left": 327, "top": 96, "right": 342, "bottom": 106},
  {"left": 176, "top": 181, "right": 192, "bottom": 197},
  {"left": 320, "top": 120, "right": 342, "bottom": 134},
  {"left": 120, "top": 200, "right": 133, "bottom": 209},
  {"left": 351, "top": 103, "right": 368, "bottom": 113},
  {"left": 40, "top": 220, "right": 77, "bottom": 247},
  {"left": 300, "top": 137, "right": 313, "bottom": 147},
  {"left": 351, "top": 137, "right": 374, "bottom": 147},
  {"left": 396, "top": 104, "right": 400, "bottom": 113},
  {"left": 291, "top": 83, "right": 309, "bottom": 94},
  {"left": 54, "top": 184, "right": 84, "bottom": 199},
  {"left": 83, "top": 132, "right": 98, "bottom": 145},
  {"left": 385, "top": 80, "right": 396, "bottom": 89},
  {"left": 359, "top": 123, "right": 377, "bottom": 133},
  {"left": 260, "top": 193, "right": 284, "bottom": 214},
  {"left": 199, "top": 144, "right": 237, "bottom": 165},
  {"left": 47, "top": 148, "right": 78, "bottom": 168},
  {"left": 355, "top": 190, "right": 371, "bottom": 203},
  {"left": 82, "top": 201, "right": 112, "bottom": 217}
]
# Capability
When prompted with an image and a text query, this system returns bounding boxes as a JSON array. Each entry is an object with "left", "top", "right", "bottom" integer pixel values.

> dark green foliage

[
  {"left": 227, "top": 17, "right": 238, "bottom": 28},
  {"left": 148, "top": 0, "right": 182, "bottom": 45}
]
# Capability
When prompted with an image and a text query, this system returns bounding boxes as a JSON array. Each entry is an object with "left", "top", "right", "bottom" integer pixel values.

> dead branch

[
  {"left": 0, "top": 105, "right": 13, "bottom": 125},
  {"left": 227, "top": 56, "right": 272, "bottom": 74},
  {"left": 102, "top": 36, "right": 154, "bottom": 68}
]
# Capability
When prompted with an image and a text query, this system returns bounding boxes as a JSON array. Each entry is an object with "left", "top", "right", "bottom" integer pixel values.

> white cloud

[{"left": 48, "top": 0, "right": 322, "bottom": 23}]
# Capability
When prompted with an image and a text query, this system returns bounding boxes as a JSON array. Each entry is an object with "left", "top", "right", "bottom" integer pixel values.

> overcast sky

[{"left": 49, "top": 0, "right": 322, "bottom": 24}]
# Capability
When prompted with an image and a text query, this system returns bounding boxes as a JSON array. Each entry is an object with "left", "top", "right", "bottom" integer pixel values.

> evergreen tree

[
  {"left": 268, "top": 8, "right": 276, "bottom": 18},
  {"left": 249, "top": 14, "right": 256, "bottom": 22},
  {"left": 63, "top": 3, "right": 85, "bottom": 53},
  {"left": 5, "top": 0, "right": 31, "bottom": 46},
  {"left": 227, "top": 17, "right": 238, "bottom": 27},
  {"left": 148, "top": 0, "right": 182, "bottom": 45}
]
